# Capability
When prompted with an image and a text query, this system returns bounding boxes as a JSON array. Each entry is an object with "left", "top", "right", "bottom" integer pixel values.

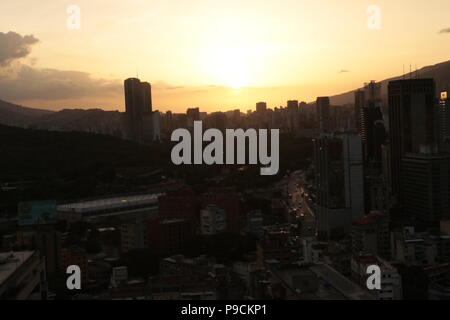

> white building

[{"left": 200, "top": 205, "right": 227, "bottom": 235}]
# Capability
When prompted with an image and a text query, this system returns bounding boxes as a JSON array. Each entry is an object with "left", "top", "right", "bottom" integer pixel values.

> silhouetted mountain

[
  {"left": 0, "top": 99, "right": 53, "bottom": 127},
  {"left": 30, "top": 108, "right": 124, "bottom": 136},
  {"left": 0, "top": 99, "right": 124, "bottom": 135},
  {"left": 329, "top": 60, "right": 450, "bottom": 105}
]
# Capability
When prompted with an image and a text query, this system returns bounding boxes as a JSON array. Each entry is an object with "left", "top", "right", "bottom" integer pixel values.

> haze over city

[{"left": 0, "top": 0, "right": 449, "bottom": 112}]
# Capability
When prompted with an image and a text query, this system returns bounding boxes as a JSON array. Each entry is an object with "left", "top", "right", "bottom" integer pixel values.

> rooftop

[
  {"left": 0, "top": 251, "right": 35, "bottom": 286},
  {"left": 58, "top": 193, "right": 162, "bottom": 213}
]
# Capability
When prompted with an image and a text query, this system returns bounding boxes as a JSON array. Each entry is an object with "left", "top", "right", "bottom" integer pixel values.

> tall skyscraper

[
  {"left": 313, "top": 133, "right": 365, "bottom": 239},
  {"left": 387, "top": 79, "right": 437, "bottom": 197},
  {"left": 141, "top": 81, "right": 153, "bottom": 113},
  {"left": 124, "top": 78, "right": 153, "bottom": 144},
  {"left": 316, "top": 97, "right": 330, "bottom": 133},
  {"left": 354, "top": 89, "right": 365, "bottom": 134},
  {"left": 360, "top": 81, "right": 386, "bottom": 167},
  {"left": 388, "top": 79, "right": 450, "bottom": 232},
  {"left": 438, "top": 91, "right": 450, "bottom": 152},
  {"left": 401, "top": 154, "right": 450, "bottom": 231}
]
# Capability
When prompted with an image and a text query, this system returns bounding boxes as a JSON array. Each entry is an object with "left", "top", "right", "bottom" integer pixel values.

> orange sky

[{"left": 0, "top": 0, "right": 449, "bottom": 113}]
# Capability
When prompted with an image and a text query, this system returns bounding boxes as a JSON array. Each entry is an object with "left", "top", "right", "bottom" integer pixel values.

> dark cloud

[
  {"left": 439, "top": 28, "right": 450, "bottom": 34},
  {"left": 0, "top": 31, "right": 39, "bottom": 66},
  {"left": 0, "top": 64, "right": 121, "bottom": 101}
]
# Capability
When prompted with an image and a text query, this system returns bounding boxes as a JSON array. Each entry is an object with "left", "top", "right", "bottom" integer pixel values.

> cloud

[
  {"left": 0, "top": 64, "right": 121, "bottom": 101},
  {"left": 439, "top": 28, "right": 450, "bottom": 34},
  {"left": 338, "top": 69, "right": 350, "bottom": 73},
  {"left": 0, "top": 31, "right": 39, "bottom": 67}
]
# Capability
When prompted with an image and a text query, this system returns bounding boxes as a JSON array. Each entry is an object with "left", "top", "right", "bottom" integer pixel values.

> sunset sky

[{"left": 0, "top": 0, "right": 449, "bottom": 112}]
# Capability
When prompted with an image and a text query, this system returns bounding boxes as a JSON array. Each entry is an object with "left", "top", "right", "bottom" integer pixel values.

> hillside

[
  {"left": 329, "top": 60, "right": 450, "bottom": 105},
  {"left": 0, "top": 99, "right": 53, "bottom": 127}
]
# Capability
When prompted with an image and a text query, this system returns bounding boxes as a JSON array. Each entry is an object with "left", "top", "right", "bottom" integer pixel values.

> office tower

[
  {"left": 401, "top": 154, "right": 450, "bottom": 231},
  {"left": 387, "top": 79, "right": 437, "bottom": 197},
  {"left": 360, "top": 81, "right": 386, "bottom": 167},
  {"left": 388, "top": 79, "right": 450, "bottom": 231},
  {"left": 316, "top": 97, "right": 330, "bottom": 133},
  {"left": 313, "top": 133, "right": 365, "bottom": 239},
  {"left": 256, "top": 102, "right": 267, "bottom": 113},
  {"left": 141, "top": 81, "right": 153, "bottom": 113},
  {"left": 124, "top": 78, "right": 153, "bottom": 144},
  {"left": 354, "top": 89, "right": 365, "bottom": 133},
  {"left": 438, "top": 91, "right": 450, "bottom": 152}
]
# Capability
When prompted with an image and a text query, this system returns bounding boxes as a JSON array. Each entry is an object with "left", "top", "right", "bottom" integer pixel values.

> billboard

[{"left": 18, "top": 200, "right": 57, "bottom": 226}]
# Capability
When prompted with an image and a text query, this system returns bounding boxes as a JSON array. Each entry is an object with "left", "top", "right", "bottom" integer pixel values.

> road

[{"left": 286, "top": 170, "right": 316, "bottom": 237}]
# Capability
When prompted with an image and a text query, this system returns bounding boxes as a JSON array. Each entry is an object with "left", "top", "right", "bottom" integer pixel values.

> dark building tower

[
  {"left": 401, "top": 154, "right": 450, "bottom": 231},
  {"left": 354, "top": 89, "right": 365, "bottom": 134},
  {"left": 387, "top": 79, "right": 437, "bottom": 197},
  {"left": 124, "top": 78, "right": 153, "bottom": 144},
  {"left": 316, "top": 97, "right": 330, "bottom": 133},
  {"left": 361, "top": 81, "right": 386, "bottom": 167},
  {"left": 438, "top": 91, "right": 450, "bottom": 152},
  {"left": 388, "top": 79, "right": 450, "bottom": 232},
  {"left": 141, "top": 81, "right": 152, "bottom": 113}
]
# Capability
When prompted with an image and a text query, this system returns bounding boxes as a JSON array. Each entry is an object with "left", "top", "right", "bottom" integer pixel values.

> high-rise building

[
  {"left": 141, "top": 81, "right": 152, "bottom": 113},
  {"left": 316, "top": 97, "right": 330, "bottom": 133},
  {"left": 438, "top": 91, "right": 450, "bottom": 152},
  {"left": 388, "top": 79, "right": 437, "bottom": 197},
  {"left": 360, "top": 81, "right": 386, "bottom": 167},
  {"left": 124, "top": 78, "right": 153, "bottom": 144},
  {"left": 354, "top": 89, "right": 365, "bottom": 133},
  {"left": 313, "top": 133, "right": 365, "bottom": 239},
  {"left": 401, "top": 153, "right": 450, "bottom": 231},
  {"left": 387, "top": 79, "right": 450, "bottom": 231}
]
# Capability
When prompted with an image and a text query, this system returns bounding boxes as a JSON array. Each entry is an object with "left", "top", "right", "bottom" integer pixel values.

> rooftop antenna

[
  {"left": 409, "top": 64, "right": 412, "bottom": 80},
  {"left": 403, "top": 64, "right": 405, "bottom": 80}
]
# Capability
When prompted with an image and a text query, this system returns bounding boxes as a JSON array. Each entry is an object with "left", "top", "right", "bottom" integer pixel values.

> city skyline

[{"left": 0, "top": 0, "right": 449, "bottom": 112}]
